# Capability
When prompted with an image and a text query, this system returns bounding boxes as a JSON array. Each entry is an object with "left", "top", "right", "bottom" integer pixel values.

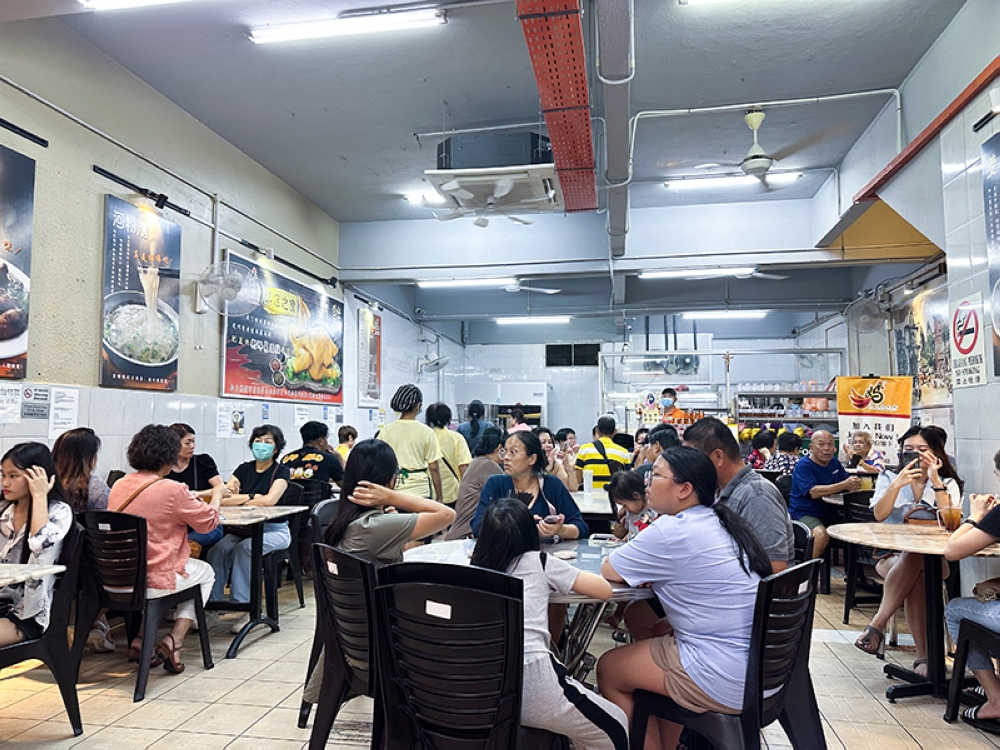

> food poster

[
  {"left": 983, "top": 132, "right": 1000, "bottom": 377},
  {"left": 0, "top": 145, "right": 35, "bottom": 379},
  {"left": 836, "top": 376, "right": 913, "bottom": 465},
  {"left": 99, "top": 195, "right": 181, "bottom": 391},
  {"left": 358, "top": 307, "right": 381, "bottom": 407},
  {"left": 891, "top": 283, "right": 951, "bottom": 407},
  {"left": 222, "top": 253, "right": 343, "bottom": 403}
]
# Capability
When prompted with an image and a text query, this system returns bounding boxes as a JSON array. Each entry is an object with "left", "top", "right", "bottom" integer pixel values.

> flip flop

[
  {"left": 912, "top": 658, "right": 928, "bottom": 678},
  {"left": 965, "top": 685, "right": 989, "bottom": 704},
  {"left": 853, "top": 625, "right": 885, "bottom": 657},
  {"left": 963, "top": 704, "right": 1000, "bottom": 735}
]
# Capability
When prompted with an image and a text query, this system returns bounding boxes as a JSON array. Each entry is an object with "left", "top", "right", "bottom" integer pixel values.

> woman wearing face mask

[
  {"left": 659, "top": 387, "right": 687, "bottom": 422},
  {"left": 207, "top": 424, "right": 290, "bottom": 633}
]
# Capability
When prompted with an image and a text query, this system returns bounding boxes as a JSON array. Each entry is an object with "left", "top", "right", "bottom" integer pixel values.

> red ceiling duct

[{"left": 516, "top": 0, "right": 597, "bottom": 212}]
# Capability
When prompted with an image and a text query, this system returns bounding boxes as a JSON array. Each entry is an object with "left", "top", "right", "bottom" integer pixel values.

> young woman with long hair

[
  {"left": 0, "top": 442, "right": 72, "bottom": 647},
  {"left": 597, "top": 446, "right": 771, "bottom": 750},
  {"left": 471, "top": 498, "right": 627, "bottom": 750},
  {"left": 52, "top": 427, "right": 109, "bottom": 514}
]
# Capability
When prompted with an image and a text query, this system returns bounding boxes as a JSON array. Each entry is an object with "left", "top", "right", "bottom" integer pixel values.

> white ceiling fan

[
  {"left": 732, "top": 267, "right": 790, "bottom": 281},
  {"left": 504, "top": 280, "right": 561, "bottom": 295}
]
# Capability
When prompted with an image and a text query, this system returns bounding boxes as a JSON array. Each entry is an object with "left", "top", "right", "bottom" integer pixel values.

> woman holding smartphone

[{"left": 854, "top": 426, "right": 962, "bottom": 676}]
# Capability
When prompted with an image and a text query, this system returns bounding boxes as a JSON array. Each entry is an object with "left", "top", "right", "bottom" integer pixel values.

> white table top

[
  {"left": 404, "top": 538, "right": 652, "bottom": 603},
  {"left": 570, "top": 491, "right": 616, "bottom": 516},
  {"left": 828, "top": 522, "right": 1000, "bottom": 557},
  {"left": 0, "top": 563, "right": 66, "bottom": 587},
  {"left": 218, "top": 505, "right": 309, "bottom": 526}
]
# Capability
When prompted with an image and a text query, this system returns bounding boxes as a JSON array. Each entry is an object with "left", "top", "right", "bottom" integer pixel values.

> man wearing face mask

[{"left": 659, "top": 387, "right": 688, "bottom": 422}]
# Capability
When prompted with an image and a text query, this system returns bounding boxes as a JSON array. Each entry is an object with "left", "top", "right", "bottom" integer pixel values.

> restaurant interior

[{"left": 2, "top": 1, "right": 1000, "bottom": 749}]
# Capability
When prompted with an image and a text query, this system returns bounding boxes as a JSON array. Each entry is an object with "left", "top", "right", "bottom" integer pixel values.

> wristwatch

[
  {"left": 932, "top": 486, "right": 947, "bottom": 492},
  {"left": 551, "top": 534, "right": 562, "bottom": 544}
]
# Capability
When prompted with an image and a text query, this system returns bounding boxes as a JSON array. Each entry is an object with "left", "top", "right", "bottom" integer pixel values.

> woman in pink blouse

[{"left": 108, "top": 424, "right": 220, "bottom": 674}]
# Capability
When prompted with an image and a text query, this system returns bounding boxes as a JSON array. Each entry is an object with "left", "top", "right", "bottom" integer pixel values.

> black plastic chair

[
  {"left": 374, "top": 561, "right": 527, "bottom": 749},
  {"left": 0, "top": 523, "right": 85, "bottom": 736},
  {"left": 304, "top": 545, "right": 381, "bottom": 750},
  {"left": 791, "top": 520, "right": 814, "bottom": 563},
  {"left": 106, "top": 469, "right": 126, "bottom": 488},
  {"left": 945, "top": 618, "right": 1000, "bottom": 724},
  {"left": 630, "top": 559, "right": 825, "bottom": 750},
  {"left": 841, "top": 490, "right": 881, "bottom": 625},
  {"left": 80, "top": 511, "right": 214, "bottom": 702},
  {"left": 775, "top": 475, "right": 792, "bottom": 505},
  {"left": 263, "top": 482, "right": 306, "bottom": 613},
  {"left": 756, "top": 469, "right": 780, "bottom": 486},
  {"left": 307, "top": 497, "right": 340, "bottom": 547}
]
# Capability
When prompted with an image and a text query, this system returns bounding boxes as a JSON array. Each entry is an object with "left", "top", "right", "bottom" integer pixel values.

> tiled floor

[{"left": 1, "top": 574, "right": 999, "bottom": 749}]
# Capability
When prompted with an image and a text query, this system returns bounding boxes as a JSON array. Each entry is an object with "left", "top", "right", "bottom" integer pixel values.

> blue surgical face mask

[
  {"left": 252, "top": 442, "right": 275, "bottom": 461},
  {"left": 661, "top": 398, "right": 674, "bottom": 408}
]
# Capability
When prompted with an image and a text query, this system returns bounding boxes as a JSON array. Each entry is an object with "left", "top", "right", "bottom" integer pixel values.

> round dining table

[
  {"left": 827, "top": 522, "right": 1000, "bottom": 701},
  {"left": 405, "top": 537, "right": 652, "bottom": 679}
]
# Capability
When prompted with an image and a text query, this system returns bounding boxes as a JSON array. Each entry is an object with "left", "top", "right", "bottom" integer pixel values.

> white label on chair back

[
  {"left": 327, "top": 561, "right": 338, "bottom": 576},
  {"left": 798, "top": 581, "right": 809, "bottom": 594},
  {"left": 425, "top": 600, "right": 452, "bottom": 620},
  {"left": 98, "top": 523, "right": 110, "bottom": 531}
]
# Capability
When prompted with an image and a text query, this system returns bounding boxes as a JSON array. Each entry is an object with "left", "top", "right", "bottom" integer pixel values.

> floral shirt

[
  {"left": 763, "top": 452, "right": 799, "bottom": 477},
  {"left": 0, "top": 498, "right": 73, "bottom": 629},
  {"left": 745, "top": 449, "right": 768, "bottom": 469}
]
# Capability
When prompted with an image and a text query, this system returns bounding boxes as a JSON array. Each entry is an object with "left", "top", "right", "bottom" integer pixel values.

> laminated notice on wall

[
  {"left": 48, "top": 387, "right": 79, "bottom": 440},
  {"left": 0, "top": 384, "right": 20, "bottom": 423}
]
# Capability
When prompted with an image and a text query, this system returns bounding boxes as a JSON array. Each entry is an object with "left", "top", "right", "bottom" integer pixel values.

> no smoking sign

[
  {"left": 950, "top": 294, "right": 987, "bottom": 388},
  {"left": 953, "top": 301, "right": 979, "bottom": 355}
]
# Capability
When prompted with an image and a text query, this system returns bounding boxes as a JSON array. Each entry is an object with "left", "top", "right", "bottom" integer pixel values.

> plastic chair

[
  {"left": 775, "top": 475, "right": 792, "bottom": 505},
  {"left": 791, "top": 520, "right": 813, "bottom": 563},
  {"left": 263, "top": 482, "right": 306, "bottom": 613},
  {"left": 374, "top": 561, "right": 527, "bottom": 749},
  {"left": 756, "top": 469, "right": 780, "bottom": 486},
  {"left": 297, "top": 499, "right": 343, "bottom": 730},
  {"left": 304, "top": 545, "right": 381, "bottom": 750},
  {"left": 944, "top": 618, "right": 1000, "bottom": 724},
  {"left": 840, "top": 490, "right": 882, "bottom": 624},
  {"left": 630, "top": 559, "right": 825, "bottom": 750},
  {"left": 0, "top": 523, "right": 85, "bottom": 736},
  {"left": 80, "top": 511, "right": 214, "bottom": 702}
]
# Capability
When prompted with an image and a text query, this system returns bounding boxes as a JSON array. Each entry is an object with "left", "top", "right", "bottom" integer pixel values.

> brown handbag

[
  {"left": 902, "top": 503, "right": 938, "bottom": 526},
  {"left": 974, "top": 578, "right": 1000, "bottom": 603}
]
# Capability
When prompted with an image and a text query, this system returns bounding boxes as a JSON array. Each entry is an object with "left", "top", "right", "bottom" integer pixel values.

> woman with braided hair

[{"left": 377, "top": 384, "right": 444, "bottom": 501}]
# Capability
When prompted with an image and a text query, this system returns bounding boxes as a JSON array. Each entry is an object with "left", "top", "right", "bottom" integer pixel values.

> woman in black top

[{"left": 167, "top": 423, "right": 227, "bottom": 554}]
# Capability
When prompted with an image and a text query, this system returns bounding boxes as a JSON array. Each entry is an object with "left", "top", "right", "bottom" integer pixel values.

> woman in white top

[{"left": 854, "top": 426, "right": 962, "bottom": 676}]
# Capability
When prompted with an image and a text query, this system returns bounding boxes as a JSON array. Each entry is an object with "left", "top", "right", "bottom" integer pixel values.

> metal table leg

[{"left": 225, "top": 522, "right": 280, "bottom": 659}]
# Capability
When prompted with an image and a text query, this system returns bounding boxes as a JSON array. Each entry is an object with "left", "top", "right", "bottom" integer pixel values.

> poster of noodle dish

[
  {"left": 99, "top": 195, "right": 181, "bottom": 391},
  {"left": 222, "top": 252, "right": 343, "bottom": 404}
]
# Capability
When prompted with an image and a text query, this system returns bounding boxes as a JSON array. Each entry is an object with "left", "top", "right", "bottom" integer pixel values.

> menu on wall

[
  {"left": 358, "top": 307, "right": 381, "bottom": 407},
  {"left": 981, "top": 132, "right": 1000, "bottom": 377},
  {"left": 99, "top": 195, "right": 181, "bottom": 391},
  {"left": 836, "top": 376, "right": 913, "bottom": 465},
  {"left": 222, "top": 252, "right": 344, "bottom": 404},
  {"left": 0, "top": 144, "right": 35, "bottom": 380}
]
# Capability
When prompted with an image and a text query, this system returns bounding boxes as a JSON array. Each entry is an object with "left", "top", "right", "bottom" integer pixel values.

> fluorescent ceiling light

[
  {"left": 79, "top": 0, "right": 192, "bottom": 8},
  {"left": 404, "top": 190, "right": 446, "bottom": 206},
  {"left": 682, "top": 310, "right": 769, "bottom": 320},
  {"left": 250, "top": 9, "right": 446, "bottom": 44},
  {"left": 496, "top": 316, "right": 571, "bottom": 325},
  {"left": 639, "top": 267, "right": 755, "bottom": 280},
  {"left": 417, "top": 277, "right": 516, "bottom": 289},
  {"left": 664, "top": 172, "right": 802, "bottom": 190}
]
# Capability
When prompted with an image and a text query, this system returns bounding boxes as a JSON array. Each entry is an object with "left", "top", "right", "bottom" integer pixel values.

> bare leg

[
  {"left": 811, "top": 525, "right": 829, "bottom": 559},
  {"left": 624, "top": 599, "right": 660, "bottom": 641},
  {"left": 869, "top": 553, "right": 923, "bottom": 633},
  {"left": 0, "top": 618, "right": 24, "bottom": 647},
  {"left": 597, "top": 639, "right": 683, "bottom": 750},
  {"left": 973, "top": 669, "right": 1000, "bottom": 719},
  {"left": 548, "top": 603, "right": 567, "bottom": 646},
  {"left": 902, "top": 566, "right": 927, "bottom": 673}
]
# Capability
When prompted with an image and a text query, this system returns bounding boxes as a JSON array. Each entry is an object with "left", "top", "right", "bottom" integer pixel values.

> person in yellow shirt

[
  {"left": 377, "top": 384, "right": 443, "bottom": 500},
  {"left": 426, "top": 403, "right": 472, "bottom": 506},
  {"left": 335, "top": 425, "right": 356, "bottom": 468},
  {"left": 575, "top": 416, "right": 631, "bottom": 490},
  {"left": 660, "top": 387, "right": 688, "bottom": 422}
]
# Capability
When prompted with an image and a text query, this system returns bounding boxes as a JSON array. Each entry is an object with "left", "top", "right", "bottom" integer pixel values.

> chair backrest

[
  {"left": 843, "top": 491, "right": 876, "bottom": 523},
  {"left": 44, "top": 522, "right": 84, "bottom": 642},
  {"left": 775, "top": 475, "right": 793, "bottom": 504},
  {"left": 279, "top": 481, "right": 304, "bottom": 507},
  {"left": 106, "top": 470, "right": 126, "bottom": 488},
  {"left": 756, "top": 469, "right": 780, "bottom": 486},
  {"left": 743, "top": 559, "right": 821, "bottom": 729},
  {"left": 80, "top": 511, "right": 148, "bottom": 611},
  {"left": 291, "top": 478, "right": 332, "bottom": 507},
  {"left": 374, "top": 561, "right": 525, "bottom": 750},
  {"left": 308, "top": 498, "right": 340, "bottom": 546},
  {"left": 313, "top": 544, "right": 378, "bottom": 697},
  {"left": 790, "top": 520, "right": 814, "bottom": 563}
]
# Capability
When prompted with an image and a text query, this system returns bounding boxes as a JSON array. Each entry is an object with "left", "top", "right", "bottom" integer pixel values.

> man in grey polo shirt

[{"left": 684, "top": 418, "right": 795, "bottom": 573}]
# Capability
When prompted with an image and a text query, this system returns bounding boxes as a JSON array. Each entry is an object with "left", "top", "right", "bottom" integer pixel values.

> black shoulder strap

[{"left": 539, "top": 550, "right": 547, "bottom": 569}]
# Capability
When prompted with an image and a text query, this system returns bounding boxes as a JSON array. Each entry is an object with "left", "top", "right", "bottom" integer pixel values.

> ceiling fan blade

[
  {"left": 753, "top": 272, "right": 790, "bottom": 281},
  {"left": 432, "top": 211, "right": 467, "bottom": 221},
  {"left": 440, "top": 179, "right": 475, "bottom": 201},
  {"left": 520, "top": 188, "right": 556, "bottom": 204},
  {"left": 492, "top": 178, "right": 514, "bottom": 199},
  {"left": 769, "top": 122, "right": 851, "bottom": 161},
  {"left": 519, "top": 284, "right": 561, "bottom": 295},
  {"left": 474, "top": 216, "right": 489, "bottom": 228},
  {"left": 506, "top": 215, "right": 533, "bottom": 225}
]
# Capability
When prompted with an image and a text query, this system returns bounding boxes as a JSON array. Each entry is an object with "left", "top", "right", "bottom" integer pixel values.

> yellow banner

[
  {"left": 262, "top": 287, "right": 300, "bottom": 317},
  {"left": 836, "top": 376, "right": 912, "bottom": 417}
]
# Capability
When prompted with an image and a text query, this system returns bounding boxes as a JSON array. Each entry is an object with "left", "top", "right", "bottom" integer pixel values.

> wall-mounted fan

[
  {"left": 844, "top": 295, "right": 889, "bottom": 334},
  {"left": 418, "top": 355, "right": 450, "bottom": 374},
  {"left": 197, "top": 261, "right": 263, "bottom": 317},
  {"left": 668, "top": 354, "right": 700, "bottom": 376}
]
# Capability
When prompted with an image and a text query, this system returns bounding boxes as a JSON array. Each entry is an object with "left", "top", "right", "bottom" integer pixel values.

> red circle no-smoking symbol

[{"left": 953, "top": 302, "right": 979, "bottom": 356}]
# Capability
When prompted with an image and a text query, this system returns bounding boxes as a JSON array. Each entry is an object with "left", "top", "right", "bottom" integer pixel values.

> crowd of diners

[{"left": 4, "top": 382, "right": 1000, "bottom": 746}]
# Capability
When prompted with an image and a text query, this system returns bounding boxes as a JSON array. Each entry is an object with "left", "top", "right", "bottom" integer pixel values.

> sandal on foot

[
  {"left": 963, "top": 704, "right": 1000, "bottom": 735},
  {"left": 854, "top": 625, "right": 884, "bottom": 657},
  {"left": 912, "top": 658, "right": 928, "bottom": 678},
  {"left": 154, "top": 634, "right": 185, "bottom": 674},
  {"left": 964, "top": 685, "right": 989, "bottom": 704},
  {"left": 126, "top": 638, "right": 163, "bottom": 667}
]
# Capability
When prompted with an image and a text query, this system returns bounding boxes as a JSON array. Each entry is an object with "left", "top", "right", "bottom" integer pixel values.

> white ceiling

[{"left": 49, "top": 0, "right": 966, "bottom": 223}]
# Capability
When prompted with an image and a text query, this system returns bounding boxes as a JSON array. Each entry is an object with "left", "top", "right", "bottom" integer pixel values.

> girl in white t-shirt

[{"left": 471, "top": 498, "right": 628, "bottom": 750}]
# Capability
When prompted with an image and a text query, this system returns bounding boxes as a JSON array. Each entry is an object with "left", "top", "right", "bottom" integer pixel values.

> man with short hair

[
  {"left": 788, "top": 430, "right": 860, "bottom": 558},
  {"left": 684, "top": 417, "right": 794, "bottom": 573},
  {"left": 633, "top": 423, "right": 681, "bottom": 481},
  {"left": 575, "top": 416, "right": 630, "bottom": 490},
  {"left": 660, "top": 387, "right": 688, "bottom": 422},
  {"left": 282, "top": 420, "right": 345, "bottom": 493}
]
